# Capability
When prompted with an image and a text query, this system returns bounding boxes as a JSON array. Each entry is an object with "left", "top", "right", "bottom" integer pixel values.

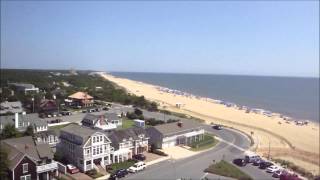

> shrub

[{"left": 151, "top": 149, "right": 168, "bottom": 156}]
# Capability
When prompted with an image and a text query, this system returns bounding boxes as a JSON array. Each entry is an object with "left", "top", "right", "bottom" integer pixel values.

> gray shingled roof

[
  {"left": 0, "top": 101, "right": 23, "bottom": 114},
  {"left": 61, "top": 123, "right": 96, "bottom": 143},
  {"left": 9, "top": 83, "right": 35, "bottom": 89},
  {"left": 0, "top": 114, "right": 47, "bottom": 132},
  {"left": 105, "top": 113, "right": 119, "bottom": 120},
  {"left": 151, "top": 120, "right": 204, "bottom": 136},
  {"left": 108, "top": 127, "right": 148, "bottom": 149},
  {"left": 1, "top": 136, "right": 53, "bottom": 169}
]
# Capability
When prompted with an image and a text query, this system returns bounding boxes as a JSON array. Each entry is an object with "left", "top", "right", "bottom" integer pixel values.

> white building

[
  {"left": 81, "top": 113, "right": 122, "bottom": 130},
  {"left": 146, "top": 120, "right": 205, "bottom": 149},
  {"left": 58, "top": 124, "right": 113, "bottom": 172},
  {"left": 108, "top": 127, "right": 149, "bottom": 163}
]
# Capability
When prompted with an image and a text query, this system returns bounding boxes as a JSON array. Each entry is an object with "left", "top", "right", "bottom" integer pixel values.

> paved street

[
  {"left": 124, "top": 128, "right": 272, "bottom": 180},
  {"left": 46, "top": 103, "right": 273, "bottom": 179}
]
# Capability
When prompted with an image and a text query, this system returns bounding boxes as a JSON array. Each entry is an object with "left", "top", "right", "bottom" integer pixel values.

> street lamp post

[{"left": 31, "top": 97, "right": 35, "bottom": 113}]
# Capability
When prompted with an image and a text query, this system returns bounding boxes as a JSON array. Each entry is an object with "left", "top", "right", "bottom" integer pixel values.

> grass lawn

[
  {"left": 108, "top": 159, "right": 137, "bottom": 174},
  {"left": 190, "top": 134, "right": 219, "bottom": 151},
  {"left": 121, "top": 118, "right": 136, "bottom": 129},
  {"left": 205, "top": 160, "right": 252, "bottom": 180}
]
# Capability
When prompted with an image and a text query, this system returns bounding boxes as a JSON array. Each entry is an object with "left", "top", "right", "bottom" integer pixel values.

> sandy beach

[{"left": 99, "top": 73, "right": 319, "bottom": 175}]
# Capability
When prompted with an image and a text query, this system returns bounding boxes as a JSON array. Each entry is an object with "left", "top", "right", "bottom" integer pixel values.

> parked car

[
  {"left": 245, "top": 154, "right": 260, "bottom": 163},
  {"left": 233, "top": 158, "right": 247, "bottom": 166},
  {"left": 110, "top": 169, "right": 129, "bottom": 179},
  {"left": 259, "top": 161, "right": 273, "bottom": 169},
  {"left": 127, "top": 161, "right": 146, "bottom": 173},
  {"left": 273, "top": 169, "right": 285, "bottom": 178},
  {"left": 133, "top": 154, "right": 146, "bottom": 161},
  {"left": 82, "top": 110, "right": 88, "bottom": 113},
  {"left": 280, "top": 171, "right": 301, "bottom": 180},
  {"left": 266, "top": 165, "right": 281, "bottom": 173},
  {"left": 61, "top": 111, "right": 72, "bottom": 116},
  {"left": 67, "top": 164, "right": 79, "bottom": 174},
  {"left": 252, "top": 158, "right": 264, "bottom": 166},
  {"left": 102, "top": 107, "right": 109, "bottom": 111},
  {"left": 212, "top": 125, "right": 222, "bottom": 130}
]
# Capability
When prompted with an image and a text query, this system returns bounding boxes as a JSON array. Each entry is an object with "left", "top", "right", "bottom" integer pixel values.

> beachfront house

[
  {"left": 0, "top": 113, "right": 48, "bottom": 133},
  {"left": 81, "top": 113, "right": 122, "bottom": 130},
  {"left": 146, "top": 120, "right": 205, "bottom": 149},
  {"left": 58, "top": 124, "right": 113, "bottom": 172},
  {"left": 108, "top": 127, "right": 149, "bottom": 163},
  {"left": 1, "top": 136, "right": 58, "bottom": 180},
  {"left": 0, "top": 101, "right": 24, "bottom": 115},
  {"left": 66, "top": 91, "right": 94, "bottom": 108}
]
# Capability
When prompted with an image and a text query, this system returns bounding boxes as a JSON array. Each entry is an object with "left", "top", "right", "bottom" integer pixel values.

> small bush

[{"left": 151, "top": 149, "right": 168, "bottom": 156}]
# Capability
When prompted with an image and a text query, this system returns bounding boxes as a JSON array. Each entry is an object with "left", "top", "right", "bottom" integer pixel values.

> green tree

[
  {"left": 1, "top": 124, "right": 21, "bottom": 139},
  {"left": 0, "top": 147, "right": 9, "bottom": 180},
  {"left": 24, "top": 125, "right": 34, "bottom": 136}
]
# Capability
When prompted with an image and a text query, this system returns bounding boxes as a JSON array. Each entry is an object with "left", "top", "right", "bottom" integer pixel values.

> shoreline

[{"left": 97, "top": 72, "right": 320, "bottom": 175}]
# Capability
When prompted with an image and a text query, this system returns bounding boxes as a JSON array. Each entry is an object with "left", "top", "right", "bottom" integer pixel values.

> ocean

[{"left": 111, "top": 72, "right": 319, "bottom": 122}]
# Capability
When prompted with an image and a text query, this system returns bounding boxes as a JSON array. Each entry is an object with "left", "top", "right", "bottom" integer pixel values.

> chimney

[
  {"left": 177, "top": 122, "right": 183, "bottom": 128},
  {"left": 14, "top": 113, "right": 19, "bottom": 128}
]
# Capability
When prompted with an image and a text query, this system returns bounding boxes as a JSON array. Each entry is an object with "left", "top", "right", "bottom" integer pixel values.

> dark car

[
  {"left": 212, "top": 125, "right": 223, "bottom": 130},
  {"left": 259, "top": 161, "right": 273, "bottom": 169},
  {"left": 252, "top": 158, "right": 264, "bottom": 166},
  {"left": 133, "top": 154, "right": 146, "bottom": 161},
  {"left": 233, "top": 158, "right": 247, "bottom": 166},
  {"left": 110, "top": 169, "right": 129, "bottom": 179},
  {"left": 279, "top": 171, "right": 301, "bottom": 180}
]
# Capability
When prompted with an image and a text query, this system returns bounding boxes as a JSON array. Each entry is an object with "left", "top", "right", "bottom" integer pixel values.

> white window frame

[
  {"left": 22, "top": 163, "right": 28, "bottom": 173},
  {"left": 20, "top": 174, "right": 31, "bottom": 180}
]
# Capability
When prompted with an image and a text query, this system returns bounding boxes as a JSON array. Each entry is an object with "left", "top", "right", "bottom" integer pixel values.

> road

[
  {"left": 123, "top": 127, "right": 272, "bottom": 180},
  {"left": 45, "top": 103, "right": 273, "bottom": 179}
]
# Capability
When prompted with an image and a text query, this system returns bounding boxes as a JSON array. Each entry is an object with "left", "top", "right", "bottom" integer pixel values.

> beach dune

[{"left": 99, "top": 73, "right": 319, "bottom": 175}]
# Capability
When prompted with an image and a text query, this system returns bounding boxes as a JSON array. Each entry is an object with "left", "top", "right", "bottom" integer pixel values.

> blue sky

[{"left": 1, "top": 1, "right": 319, "bottom": 77}]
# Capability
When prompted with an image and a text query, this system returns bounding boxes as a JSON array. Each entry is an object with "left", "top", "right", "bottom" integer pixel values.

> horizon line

[{"left": 1, "top": 67, "right": 319, "bottom": 79}]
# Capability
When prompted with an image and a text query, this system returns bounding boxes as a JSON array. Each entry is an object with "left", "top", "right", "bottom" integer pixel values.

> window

[
  {"left": 22, "top": 163, "right": 28, "bottom": 173},
  {"left": 100, "top": 136, "right": 102, "bottom": 142},
  {"left": 93, "top": 148, "right": 96, "bottom": 155},
  {"left": 93, "top": 136, "right": 96, "bottom": 143},
  {"left": 20, "top": 175, "right": 31, "bottom": 180}
]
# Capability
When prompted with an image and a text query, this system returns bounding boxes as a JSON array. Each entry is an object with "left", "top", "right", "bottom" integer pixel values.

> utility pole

[{"left": 32, "top": 97, "right": 35, "bottom": 113}]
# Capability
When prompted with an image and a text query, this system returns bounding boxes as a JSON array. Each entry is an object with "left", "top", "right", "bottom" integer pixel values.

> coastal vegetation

[
  {"left": 273, "top": 158, "right": 317, "bottom": 179},
  {"left": 204, "top": 160, "right": 252, "bottom": 180},
  {"left": 0, "top": 124, "right": 34, "bottom": 140},
  {"left": 0, "top": 69, "right": 158, "bottom": 112}
]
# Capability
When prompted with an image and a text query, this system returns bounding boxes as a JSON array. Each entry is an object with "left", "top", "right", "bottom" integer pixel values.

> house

[
  {"left": 0, "top": 113, "right": 48, "bottom": 133},
  {"left": 66, "top": 92, "right": 94, "bottom": 107},
  {"left": 146, "top": 120, "right": 205, "bottom": 149},
  {"left": 34, "top": 130, "right": 60, "bottom": 152},
  {"left": 39, "top": 100, "right": 58, "bottom": 116},
  {"left": 8, "top": 83, "right": 39, "bottom": 94},
  {"left": 108, "top": 127, "right": 149, "bottom": 163},
  {"left": 0, "top": 101, "right": 24, "bottom": 115},
  {"left": 1, "top": 136, "right": 58, "bottom": 180},
  {"left": 58, "top": 124, "right": 113, "bottom": 172},
  {"left": 81, "top": 113, "right": 122, "bottom": 130}
]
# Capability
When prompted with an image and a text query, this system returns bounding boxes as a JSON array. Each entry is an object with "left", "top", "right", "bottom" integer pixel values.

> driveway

[
  {"left": 161, "top": 146, "right": 197, "bottom": 160},
  {"left": 68, "top": 172, "right": 92, "bottom": 180}
]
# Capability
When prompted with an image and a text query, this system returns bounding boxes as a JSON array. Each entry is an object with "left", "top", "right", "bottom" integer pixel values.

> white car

[
  {"left": 127, "top": 161, "right": 146, "bottom": 173},
  {"left": 266, "top": 165, "right": 281, "bottom": 173}
]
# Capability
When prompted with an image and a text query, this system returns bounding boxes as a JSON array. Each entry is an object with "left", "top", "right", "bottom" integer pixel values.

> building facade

[
  {"left": 146, "top": 120, "right": 205, "bottom": 149},
  {"left": 81, "top": 113, "right": 122, "bottom": 130},
  {"left": 1, "top": 136, "right": 58, "bottom": 180},
  {"left": 108, "top": 127, "right": 149, "bottom": 163},
  {"left": 58, "top": 124, "right": 113, "bottom": 172}
]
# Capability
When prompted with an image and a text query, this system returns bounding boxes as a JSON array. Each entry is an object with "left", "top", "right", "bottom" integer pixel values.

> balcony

[{"left": 36, "top": 161, "right": 58, "bottom": 173}]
